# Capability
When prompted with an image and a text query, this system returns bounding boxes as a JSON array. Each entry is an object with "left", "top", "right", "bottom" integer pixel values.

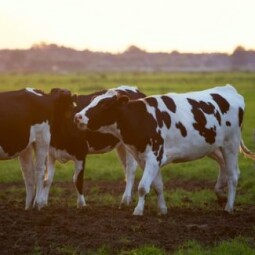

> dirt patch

[{"left": 0, "top": 180, "right": 255, "bottom": 254}]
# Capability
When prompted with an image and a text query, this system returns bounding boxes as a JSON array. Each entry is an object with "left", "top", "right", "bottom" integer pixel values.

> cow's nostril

[{"left": 74, "top": 114, "right": 82, "bottom": 124}]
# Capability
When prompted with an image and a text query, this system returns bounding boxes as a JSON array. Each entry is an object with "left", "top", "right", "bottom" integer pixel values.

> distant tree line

[{"left": 0, "top": 43, "right": 255, "bottom": 73}]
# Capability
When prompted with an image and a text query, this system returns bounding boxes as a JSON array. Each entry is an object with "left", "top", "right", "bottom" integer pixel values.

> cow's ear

[
  {"left": 50, "top": 88, "right": 59, "bottom": 95},
  {"left": 50, "top": 88, "right": 71, "bottom": 100},
  {"left": 63, "top": 94, "right": 78, "bottom": 118},
  {"left": 72, "top": 94, "right": 78, "bottom": 107},
  {"left": 117, "top": 95, "right": 130, "bottom": 105}
]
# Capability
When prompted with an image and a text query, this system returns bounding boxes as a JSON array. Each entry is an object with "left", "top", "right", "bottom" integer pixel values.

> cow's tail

[{"left": 240, "top": 139, "right": 255, "bottom": 160}]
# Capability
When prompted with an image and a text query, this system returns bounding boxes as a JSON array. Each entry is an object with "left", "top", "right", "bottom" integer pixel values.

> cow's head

[
  {"left": 50, "top": 88, "right": 77, "bottom": 117},
  {"left": 49, "top": 88, "right": 78, "bottom": 132},
  {"left": 74, "top": 89, "right": 129, "bottom": 131}
]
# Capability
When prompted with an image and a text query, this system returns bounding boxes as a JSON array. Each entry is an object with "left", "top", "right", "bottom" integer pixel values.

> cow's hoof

[
  {"left": 122, "top": 196, "right": 132, "bottom": 205},
  {"left": 33, "top": 199, "right": 47, "bottom": 210},
  {"left": 120, "top": 196, "right": 132, "bottom": 208},
  {"left": 224, "top": 205, "right": 234, "bottom": 214},
  {"left": 77, "top": 203, "right": 87, "bottom": 208},
  {"left": 158, "top": 207, "right": 168, "bottom": 215},
  {"left": 133, "top": 207, "right": 144, "bottom": 216},
  {"left": 77, "top": 196, "right": 86, "bottom": 208},
  {"left": 25, "top": 205, "right": 33, "bottom": 210}
]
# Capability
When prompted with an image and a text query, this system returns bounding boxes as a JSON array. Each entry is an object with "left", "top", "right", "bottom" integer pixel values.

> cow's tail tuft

[{"left": 240, "top": 139, "right": 255, "bottom": 160}]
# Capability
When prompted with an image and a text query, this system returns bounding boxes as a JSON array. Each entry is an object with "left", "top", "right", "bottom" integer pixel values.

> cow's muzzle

[{"left": 74, "top": 114, "right": 87, "bottom": 130}]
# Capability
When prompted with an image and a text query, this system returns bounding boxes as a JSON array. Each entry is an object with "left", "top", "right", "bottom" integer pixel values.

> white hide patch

[
  {"left": 116, "top": 85, "right": 138, "bottom": 93},
  {"left": 94, "top": 90, "right": 117, "bottom": 107},
  {"left": 29, "top": 122, "right": 51, "bottom": 145},
  {"left": 26, "top": 88, "right": 43, "bottom": 96}
]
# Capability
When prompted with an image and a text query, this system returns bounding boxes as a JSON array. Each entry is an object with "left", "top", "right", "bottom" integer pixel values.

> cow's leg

[
  {"left": 19, "top": 146, "right": 35, "bottom": 210},
  {"left": 73, "top": 159, "right": 86, "bottom": 208},
  {"left": 40, "top": 154, "right": 56, "bottom": 206},
  {"left": 116, "top": 144, "right": 137, "bottom": 206},
  {"left": 33, "top": 129, "right": 50, "bottom": 209},
  {"left": 208, "top": 149, "right": 227, "bottom": 203},
  {"left": 152, "top": 170, "right": 167, "bottom": 215},
  {"left": 222, "top": 139, "right": 240, "bottom": 213},
  {"left": 133, "top": 158, "right": 159, "bottom": 216}
]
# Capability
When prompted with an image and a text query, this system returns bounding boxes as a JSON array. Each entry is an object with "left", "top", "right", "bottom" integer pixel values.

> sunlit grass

[
  {"left": 174, "top": 237, "right": 255, "bottom": 255},
  {"left": 28, "top": 237, "right": 255, "bottom": 255},
  {"left": 0, "top": 159, "right": 22, "bottom": 183}
]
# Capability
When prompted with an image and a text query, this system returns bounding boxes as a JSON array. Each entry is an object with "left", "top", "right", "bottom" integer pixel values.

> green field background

[
  {"left": 1, "top": 72, "right": 255, "bottom": 254},
  {"left": 0, "top": 72, "right": 255, "bottom": 207}
]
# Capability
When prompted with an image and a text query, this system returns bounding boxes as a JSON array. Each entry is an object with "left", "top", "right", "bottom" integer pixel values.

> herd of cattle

[{"left": 0, "top": 84, "right": 254, "bottom": 215}]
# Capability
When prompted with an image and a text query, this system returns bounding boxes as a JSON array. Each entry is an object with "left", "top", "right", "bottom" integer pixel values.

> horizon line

[{"left": 0, "top": 42, "right": 252, "bottom": 55}]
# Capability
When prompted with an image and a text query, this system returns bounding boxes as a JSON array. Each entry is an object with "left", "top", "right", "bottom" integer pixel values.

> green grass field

[
  {"left": 1, "top": 72, "right": 254, "bottom": 187},
  {"left": 0, "top": 72, "right": 255, "bottom": 254}
]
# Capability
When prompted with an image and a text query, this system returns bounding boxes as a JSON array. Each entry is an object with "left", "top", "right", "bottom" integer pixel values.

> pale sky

[{"left": 0, "top": 0, "right": 255, "bottom": 53}]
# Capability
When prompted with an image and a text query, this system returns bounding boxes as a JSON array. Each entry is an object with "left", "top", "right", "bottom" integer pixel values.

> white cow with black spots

[{"left": 75, "top": 85, "right": 255, "bottom": 215}]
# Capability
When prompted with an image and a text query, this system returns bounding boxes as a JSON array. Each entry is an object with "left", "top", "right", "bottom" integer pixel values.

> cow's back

[
  {"left": 156, "top": 85, "right": 244, "bottom": 164},
  {"left": 0, "top": 89, "right": 51, "bottom": 124}
]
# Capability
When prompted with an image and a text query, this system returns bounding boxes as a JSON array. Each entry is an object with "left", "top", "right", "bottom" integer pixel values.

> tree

[{"left": 231, "top": 45, "right": 247, "bottom": 70}]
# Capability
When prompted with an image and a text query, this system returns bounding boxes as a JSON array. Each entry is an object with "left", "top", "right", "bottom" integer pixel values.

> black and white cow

[
  {"left": 41, "top": 86, "right": 146, "bottom": 208},
  {"left": 75, "top": 84, "right": 255, "bottom": 215},
  {"left": 0, "top": 87, "right": 74, "bottom": 209}
]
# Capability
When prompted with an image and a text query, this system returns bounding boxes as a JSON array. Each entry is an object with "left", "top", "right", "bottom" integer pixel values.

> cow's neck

[
  {"left": 115, "top": 100, "right": 160, "bottom": 154},
  {"left": 116, "top": 102, "right": 144, "bottom": 139},
  {"left": 95, "top": 106, "right": 127, "bottom": 141}
]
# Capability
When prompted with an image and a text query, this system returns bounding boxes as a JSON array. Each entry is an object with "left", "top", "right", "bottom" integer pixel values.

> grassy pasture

[
  {"left": 0, "top": 72, "right": 254, "bottom": 187},
  {"left": 0, "top": 72, "right": 255, "bottom": 254}
]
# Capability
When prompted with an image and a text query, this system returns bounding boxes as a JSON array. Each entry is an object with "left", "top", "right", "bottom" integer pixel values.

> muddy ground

[{"left": 1, "top": 180, "right": 255, "bottom": 254}]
